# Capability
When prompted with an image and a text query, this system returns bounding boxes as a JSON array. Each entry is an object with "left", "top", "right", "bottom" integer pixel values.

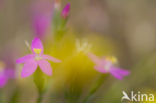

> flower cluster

[
  {"left": 0, "top": 2, "right": 131, "bottom": 103},
  {"left": 16, "top": 36, "right": 130, "bottom": 80}
]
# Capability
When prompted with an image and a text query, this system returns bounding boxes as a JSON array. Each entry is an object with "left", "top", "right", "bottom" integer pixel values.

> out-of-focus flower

[
  {"left": 0, "top": 61, "right": 15, "bottom": 88},
  {"left": 61, "top": 3, "right": 70, "bottom": 19},
  {"left": 16, "top": 37, "right": 61, "bottom": 78},
  {"left": 31, "top": 0, "right": 53, "bottom": 38},
  {"left": 88, "top": 53, "right": 130, "bottom": 80}
]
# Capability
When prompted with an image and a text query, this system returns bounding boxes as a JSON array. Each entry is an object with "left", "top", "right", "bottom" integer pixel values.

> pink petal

[
  {"left": 0, "top": 74, "right": 8, "bottom": 88},
  {"left": 31, "top": 37, "right": 43, "bottom": 54},
  {"left": 94, "top": 65, "right": 107, "bottom": 73},
  {"left": 42, "top": 55, "right": 61, "bottom": 63},
  {"left": 21, "top": 60, "right": 38, "bottom": 78},
  {"left": 110, "top": 70, "right": 123, "bottom": 80},
  {"left": 110, "top": 67, "right": 130, "bottom": 80},
  {"left": 88, "top": 53, "right": 103, "bottom": 66},
  {"left": 114, "top": 68, "right": 130, "bottom": 76},
  {"left": 38, "top": 60, "right": 52, "bottom": 76},
  {"left": 16, "top": 54, "right": 34, "bottom": 64}
]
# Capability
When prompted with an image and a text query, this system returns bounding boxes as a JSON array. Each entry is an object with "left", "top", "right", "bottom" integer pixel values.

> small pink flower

[
  {"left": 0, "top": 73, "right": 7, "bottom": 88},
  {"left": 16, "top": 37, "right": 61, "bottom": 78},
  {"left": 31, "top": 0, "right": 53, "bottom": 38},
  {"left": 0, "top": 69, "right": 15, "bottom": 88},
  {"left": 61, "top": 3, "right": 70, "bottom": 19},
  {"left": 0, "top": 62, "right": 15, "bottom": 88},
  {"left": 88, "top": 53, "right": 130, "bottom": 80}
]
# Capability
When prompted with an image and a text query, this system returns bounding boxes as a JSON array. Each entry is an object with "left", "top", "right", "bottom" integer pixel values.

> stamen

[
  {"left": 34, "top": 48, "right": 41, "bottom": 54},
  {"left": 76, "top": 39, "right": 92, "bottom": 53},
  {"left": 35, "top": 55, "right": 42, "bottom": 61},
  {"left": 105, "top": 56, "right": 118, "bottom": 64}
]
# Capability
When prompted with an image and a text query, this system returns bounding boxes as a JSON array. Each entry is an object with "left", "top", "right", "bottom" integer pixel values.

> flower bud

[{"left": 61, "top": 3, "right": 70, "bottom": 19}]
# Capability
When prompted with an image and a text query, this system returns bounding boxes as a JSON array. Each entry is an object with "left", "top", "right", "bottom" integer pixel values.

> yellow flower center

[
  {"left": 105, "top": 56, "right": 118, "bottom": 64},
  {"left": 34, "top": 48, "right": 41, "bottom": 54}
]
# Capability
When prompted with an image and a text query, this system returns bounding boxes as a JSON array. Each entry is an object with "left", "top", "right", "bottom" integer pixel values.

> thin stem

[
  {"left": 0, "top": 91, "right": 3, "bottom": 103},
  {"left": 82, "top": 74, "right": 107, "bottom": 103},
  {"left": 37, "top": 92, "right": 43, "bottom": 103}
]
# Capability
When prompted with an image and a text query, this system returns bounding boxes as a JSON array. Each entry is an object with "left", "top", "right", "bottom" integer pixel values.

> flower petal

[
  {"left": 110, "top": 67, "right": 130, "bottom": 80},
  {"left": 110, "top": 70, "right": 123, "bottom": 80},
  {"left": 114, "top": 68, "right": 130, "bottom": 76},
  {"left": 16, "top": 54, "right": 34, "bottom": 64},
  {"left": 88, "top": 53, "right": 103, "bottom": 66},
  {"left": 38, "top": 60, "right": 52, "bottom": 76},
  {"left": 42, "top": 55, "right": 61, "bottom": 63},
  {"left": 94, "top": 65, "right": 107, "bottom": 73},
  {"left": 31, "top": 37, "right": 43, "bottom": 54},
  {"left": 21, "top": 60, "right": 38, "bottom": 78}
]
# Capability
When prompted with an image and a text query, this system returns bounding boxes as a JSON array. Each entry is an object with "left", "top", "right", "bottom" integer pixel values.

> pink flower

[
  {"left": 31, "top": 0, "right": 53, "bottom": 38},
  {"left": 16, "top": 37, "right": 61, "bottom": 78},
  {"left": 0, "top": 62, "right": 15, "bottom": 88},
  {"left": 61, "top": 3, "right": 70, "bottom": 19},
  {"left": 88, "top": 53, "right": 130, "bottom": 80},
  {"left": 0, "top": 73, "right": 8, "bottom": 88},
  {"left": 0, "top": 69, "right": 15, "bottom": 88}
]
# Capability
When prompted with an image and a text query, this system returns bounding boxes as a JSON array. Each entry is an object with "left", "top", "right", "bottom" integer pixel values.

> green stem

[
  {"left": 37, "top": 92, "right": 43, "bottom": 103},
  {"left": 0, "top": 91, "right": 3, "bottom": 103},
  {"left": 9, "top": 88, "right": 20, "bottom": 103},
  {"left": 33, "top": 69, "right": 46, "bottom": 103},
  {"left": 82, "top": 74, "right": 107, "bottom": 103}
]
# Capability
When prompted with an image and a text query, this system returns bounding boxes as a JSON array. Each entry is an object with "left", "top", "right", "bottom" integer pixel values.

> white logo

[{"left": 122, "top": 91, "right": 155, "bottom": 102}]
